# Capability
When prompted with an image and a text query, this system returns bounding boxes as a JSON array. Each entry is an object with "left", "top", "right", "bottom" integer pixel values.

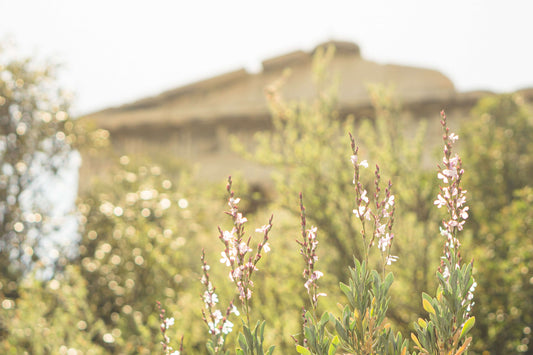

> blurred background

[
  {"left": 2, "top": 0, "right": 533, "bottom": 115},
  {"left": 1, "top": 1, "right": 532, "bottom": 354}
]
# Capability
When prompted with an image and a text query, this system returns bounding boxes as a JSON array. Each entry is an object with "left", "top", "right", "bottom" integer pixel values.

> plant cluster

[{"left": 158, "top": 111, "right": 475, "bottom": 355}]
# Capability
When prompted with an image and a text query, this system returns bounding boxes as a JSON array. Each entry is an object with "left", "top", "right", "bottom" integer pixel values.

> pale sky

[{"left": 1, "top": 0, "right": 532, "bottom": 116}]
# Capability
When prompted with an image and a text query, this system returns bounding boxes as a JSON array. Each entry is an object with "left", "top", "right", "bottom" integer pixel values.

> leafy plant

[{"left": 411, "top": 112, "right": 476, "bottom": 355}]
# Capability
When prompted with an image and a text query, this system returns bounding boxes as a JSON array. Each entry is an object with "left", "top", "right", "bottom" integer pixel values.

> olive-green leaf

[
  {"left": 422, "top": 298, "right": 436, "bottom": 315},
  {"left": 460, "top": 316, "right": 475, "bottom": 339},
  {"left": 296, "top": 345, "right": 312, "bottom": 355}
]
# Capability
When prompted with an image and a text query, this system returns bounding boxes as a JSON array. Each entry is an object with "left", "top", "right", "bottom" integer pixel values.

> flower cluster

[
  {"left": 218, "top": 177, "right": 272, "bottom": 305},
  {"left": 157, "top": 301, "right": 182, "bottom": 355},
  {"left": 349, "top": 133, "right": 397, "bottom": 269},
  {"left": 435, "top": 111, "right": 477, "bottom": 316},
  {"left": 464, "top": 279, "right": 478, "bottom": 314},
  {"left": 412, "top": 110, "right": 477, "bottom": 355},
  {"left": 207, "top": 177, "right": 275, "bottom": 355},
  {"left": 434, "top": 111, "right": 469, "bottom": 261},
  {"left": 200, "top": 250, "right": 238, "bottom": 352},
  {"left": 297, "top": 193, "right": 326, "bottom": 310}
]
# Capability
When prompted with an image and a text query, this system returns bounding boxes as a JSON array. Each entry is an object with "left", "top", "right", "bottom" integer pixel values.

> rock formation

[{"left": 80, "top": 40, "right": 519, "bottom": 189}]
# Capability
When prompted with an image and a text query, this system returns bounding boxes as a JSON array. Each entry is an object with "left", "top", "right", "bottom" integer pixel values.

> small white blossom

[
  {"left": 437, "top": 172, "right": 449, "bottom": 184},
  {"left": 203, "top": 291, "right": 219, "bottom": 306},
  {"left": 378, "top": 233, "right": 393, "bottom": 252},
  {"left": 230, "top": 305, "right": 240, "bottom": 316},
  {"left": 222, "top": 320, "right": 234, "bottom": 335},
  {"left": 222, "top": 230, "right": 234, "bottom": 242},
  {"left": 255, "top": 224, "right": 270, "bottom": 233},
  {"left": 235, "top": 213, "right": 247, "bottom": 225},
  {"left": 386, "top": 195, "right": 395, "bottom": 208},
  {"left": 238, "top": 242, "right": 252, "bottom": 254},
  {"left": 385, "top": 255, "right": 398, "bottom": 265},
  {"left": 449, "top": 133, "right": 459, "bottom": 142},
  {"left": 353, "top": 205, "right": 371, "bottom": 220},
  {"left": 220, "top": 251, "right": 231, "bottom": 266},
  {"left": 229, "top": 197, "right": 240, "bottom": 206},
  {"left": 442, "top": 266, "right": 450, "bottom": 279},
  {"left": 312, "top": 270, "right": 324, "bottom": 280},
  {"left": 459, "top": 206, "right": 469, "bottom": 219},
  {"left": 434, "top": 194, "right": 446, "bottom": 208},
  {"left": 165, "top": 317, "right": 175, "bottom": 329},
  {"left": 361, "top": 189, "right": 369, "bottom": 203}
]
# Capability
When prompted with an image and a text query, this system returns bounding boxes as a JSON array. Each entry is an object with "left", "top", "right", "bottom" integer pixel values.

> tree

[
  {"left": 461, "top": 94, "right": 533, "bottom": 353},
  {"left": 0, "top": 43, "right": 81, "bottom": 290},
  {"left": 461, "top": 94, "right": 533, "bottom": 223}
]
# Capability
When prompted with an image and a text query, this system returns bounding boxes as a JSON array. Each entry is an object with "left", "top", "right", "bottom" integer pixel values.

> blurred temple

[{"left": 79, "top": 40, "right": 532, "bottom": 189}]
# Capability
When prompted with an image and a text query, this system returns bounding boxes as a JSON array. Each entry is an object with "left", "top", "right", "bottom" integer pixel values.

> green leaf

[
  {"left": 304, "top": 327, "right": 314, "bottom": 345},
  {"left": 328, "top": 335, "right": 340, "bottom": 355},
  {"left": 238, "top": 332, "right": 248, "bottom": 352},
  {"left": 383, "top": 271, "right": 394, "bottom": 290},
  {"left": 460, "top": 316, "right": 475, "bottom": 339},
  {"left": 417, "top": 318, "right": 427, "bottom": 328},
  {"left": 422, "top": 298, "right": 436, "bottom": 315},
  {"left": 296, "top": 345, "right": 312, "bottom": 355},
  {"left": 334, "top": 318, "right": 348, "bottom": 343},
  {"left": 206, "top": 341, "right": 215, "bottom": 355},
  {"left": 319, "top": 311, "right": 330, "bottom": 325},
  {"left": 411, "top": 333, "right": 424, "bottom": 350},
  {"left": 243, "top": 324, "right": 254, "bottom": 349},
  {"left": 339, "top": 282, "right": 351, "bottom": 297}
]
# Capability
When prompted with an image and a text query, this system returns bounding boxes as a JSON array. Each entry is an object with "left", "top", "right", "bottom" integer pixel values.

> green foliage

[
  {"left": 411, "top": 114, "right": 475, "bottom": 355},
  {"left": 334, "top": 259, "right": 407, "bottom": 355},
  {"left": 294, "top": 196, "right": 340, "bottom": 355},
  {"left": 77, "top": 156, "right": 218, "bottom": 353},
  {"left": 460, "top": 94, "right": 533, "bottom": 353},
  {"left": 462, "top": 94, "right": 533, "bottom": 222},
  {"left": 0, "top": 266, "right": 106, "bottom": 354},
  {"left": 236, "top": 321, "right": 275, "bottom": 355},
  {"left": 412, "top": 263, "right": 476, "bottom": 354},
  {"left": 467, "top": 186, "right": 533, "bottom": 353},
  {"left": 296, "top": 311, "right": 339, "bottom": 355},
  {"left": 358, "top": 85, "right": 442, "bottom": 329}
]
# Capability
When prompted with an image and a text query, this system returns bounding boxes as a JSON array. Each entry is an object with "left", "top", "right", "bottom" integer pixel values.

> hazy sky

[{"left": 1, "top": 0, "right": 532, "bottom": 115}]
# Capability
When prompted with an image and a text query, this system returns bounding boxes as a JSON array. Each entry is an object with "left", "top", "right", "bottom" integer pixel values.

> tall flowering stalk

[
  {"left": 200, "top": 250, "right": 239, "bottom": 355},
  {"left": 331, "top": 134, "right": 408, "bottom": 355},
  {"left": 412, "top": 111, "right": 476, "bottom": 355},
  {"left": 157, "top": 301, "right": 183, "bottom": 355},
  {"left": 218, "top": 176, "right": 273, "bottom": 326},
  {"left": 216, "top": 176, "right": 275, "bottom": 355},
  {"left": 434, "top": 111, "right": 469, "bottom": 269},
  {"left": 295, "top": 193, "right": 339, "bottom": 355},
  {"left": 349, "top": 133, "right": 397, "bottom": 274},
  {"left": 297, "top": 193, "right": 326, "bottom": 312}
]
